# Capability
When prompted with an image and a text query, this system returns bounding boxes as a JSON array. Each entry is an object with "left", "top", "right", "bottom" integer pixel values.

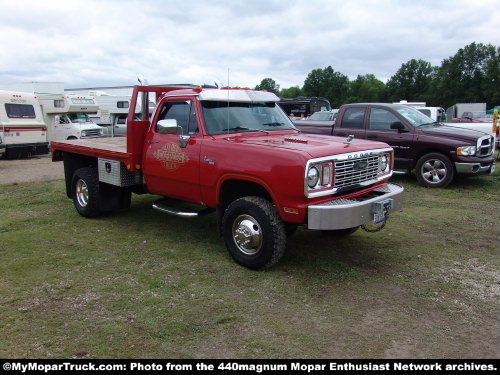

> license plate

[{"left": 372, "top": 199, "right": 394, "bottom": 224}]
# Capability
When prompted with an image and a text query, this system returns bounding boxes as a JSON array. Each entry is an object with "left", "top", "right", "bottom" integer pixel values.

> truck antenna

[{"left": 226, "top": 68, "right": 230, "bottom": 135}]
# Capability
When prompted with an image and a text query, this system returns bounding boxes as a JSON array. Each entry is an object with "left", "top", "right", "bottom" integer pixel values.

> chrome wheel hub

[
  {"left": 76, "top": 179, "right": 89, "bottom": 207},
  {"left": 422, "top": 159, "right": 447, "bottom": 184},
  {"left": 232, "top": 214, "right": 263, "bottom": 255}
]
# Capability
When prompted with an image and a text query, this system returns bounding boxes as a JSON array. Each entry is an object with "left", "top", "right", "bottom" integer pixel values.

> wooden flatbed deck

[{"left": 51, "top": 137, "right": 131, "bottom": 163}]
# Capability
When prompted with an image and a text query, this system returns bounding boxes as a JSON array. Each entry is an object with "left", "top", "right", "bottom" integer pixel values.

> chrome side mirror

[
  {"left": 179, "top": 135, "right": 190, "bottom": 148},
  {"left": 157, "top": 119, "right": 181, "bottom": 135}
]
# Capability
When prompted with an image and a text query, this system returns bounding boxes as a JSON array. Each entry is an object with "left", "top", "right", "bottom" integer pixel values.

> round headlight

[
  {"left": 307, "top": 166, "right": 319, "bottom": 188},
  {"left": 379, "top": 154, "right": 389, "bottom": 173}
]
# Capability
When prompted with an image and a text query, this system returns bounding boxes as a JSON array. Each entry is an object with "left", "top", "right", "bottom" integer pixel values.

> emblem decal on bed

[{"left": 153, "top": 142, "right": 189, "bottom": 171}]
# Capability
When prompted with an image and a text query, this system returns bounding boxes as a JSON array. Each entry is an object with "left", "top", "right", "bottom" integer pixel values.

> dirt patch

[{"left": 0, "top": 155, "right": 63, "bottom": 184}]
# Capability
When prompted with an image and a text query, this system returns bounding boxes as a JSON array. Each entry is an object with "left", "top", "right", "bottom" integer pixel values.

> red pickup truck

[{"left": 51, "top": 85, "right": 404, "bottom": 269}]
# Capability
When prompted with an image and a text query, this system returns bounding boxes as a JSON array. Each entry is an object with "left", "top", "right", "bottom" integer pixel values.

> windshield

[
  {"left": 68, "top": 113, "right": 91, "bottom": 123},
  {"left": 309, "top": 112, "right": 332, "bottom": 121},
  {"left": 201, "top": 101, "right": 296, "bottom": 135},
  {"left": 396, "top": 107, "right": 436, "bottom": 127}
]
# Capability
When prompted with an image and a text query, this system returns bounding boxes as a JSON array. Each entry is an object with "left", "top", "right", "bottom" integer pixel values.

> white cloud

[{"left": 0, "top": 0, "right": 498, "bottom": 89}]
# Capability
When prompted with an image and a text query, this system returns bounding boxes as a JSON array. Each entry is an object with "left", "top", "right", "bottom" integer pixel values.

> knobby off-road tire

[
  {"left": 415, "top": 152, "right": 455, "bottom": 188},
  {"left": 222, "top": 196, "right": 286, "bottom": 270},
  {"left": 72, "top": 167, "right": 102, "bottom": 217},
  {"left": 322, "top": 226, "right": 359, "bottom": 237}
]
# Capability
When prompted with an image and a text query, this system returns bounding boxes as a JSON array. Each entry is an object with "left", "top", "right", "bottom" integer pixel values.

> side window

[
  {"left": 340, "top": 107, "right": 365, "bottom": 129},
  {"left": 157, "top": 101, "right": 199, "bottom": 135},
  {"left": 117, "top": 101, "right": 129, "bottom": 109},
  {"left": 369, "top": 108, "right": 402, "bottom": 131}
]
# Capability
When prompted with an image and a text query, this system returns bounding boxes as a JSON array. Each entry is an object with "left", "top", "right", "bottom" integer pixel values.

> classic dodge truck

[{"left": 51, "top": 85, "right": 404, "bottom": 269}]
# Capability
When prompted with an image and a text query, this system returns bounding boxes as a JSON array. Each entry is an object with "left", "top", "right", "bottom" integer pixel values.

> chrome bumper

[
  {"left": 455, "top": 161, "right": 495, "bottom": 174},
  {"left": 307, "top": 183, "right": 404, "bottom": 230}
]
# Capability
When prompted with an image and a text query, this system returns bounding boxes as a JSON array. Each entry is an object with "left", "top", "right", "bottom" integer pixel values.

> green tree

[
  {"left": 432, "top": 42, "right": 497, "bottom": 108},
  {"left": 386, "top": 59, "right": 435, "bottom": 102},
  {"left": 347, "top": 74, "right": 386, "bottom": 103},
  {"left": 302, "top": 66, "right": 349, "bottom": 107},
  {"left": 254, "top": 78, "right": 280, "bottom": 95},
  {"left": 279, "top": 86, "right": 302, "bottom": 98}
]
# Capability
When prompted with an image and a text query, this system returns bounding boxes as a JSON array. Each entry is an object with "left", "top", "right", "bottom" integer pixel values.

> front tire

[
  {"left": 222, "top": 196, "right": 286, "bottom": 270},
  {"left": 72, "top": 167, "right": 102, "bottom": 217},
  {"left": 415, "top": 152, "right": 454, "bottom": 188}
]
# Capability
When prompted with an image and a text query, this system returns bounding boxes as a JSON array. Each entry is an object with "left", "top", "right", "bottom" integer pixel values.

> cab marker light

[{"left": 284, "top": 207, "right": 299, "bottom": 214}]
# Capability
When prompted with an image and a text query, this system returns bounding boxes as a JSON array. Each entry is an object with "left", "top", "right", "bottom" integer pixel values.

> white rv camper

[
  {"left": 89, "top": 94, "right": 141, "bottom": 137},
  {"left": 0, "top": 90, "right": 49, "bottom": 158},
  {"left": 37, "top": 94, "right": 104, "bottom": 141}
]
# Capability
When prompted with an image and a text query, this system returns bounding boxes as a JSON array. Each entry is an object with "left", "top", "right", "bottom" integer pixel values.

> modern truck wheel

[
  {"left": 71, "top": 167, "right": 102, "bottom": 217},
  {"left": 415, "top": 152, "right": 454, "bottom": 188},
  {"left": 222, "top": 196, "right": 286, "bottom": 270}
]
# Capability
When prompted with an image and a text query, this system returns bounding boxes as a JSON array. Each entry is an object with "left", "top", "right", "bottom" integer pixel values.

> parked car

[
  {"left": 51, "top": 86, "right": 404, "bottom": 270},
  {"left": 294, "top": 103, "right": 496, "bottom": 188}
]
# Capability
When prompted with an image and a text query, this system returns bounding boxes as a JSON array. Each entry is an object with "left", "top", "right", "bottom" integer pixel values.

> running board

[{"left": 152, "top": 200, "right": 214, "bottom": 218}]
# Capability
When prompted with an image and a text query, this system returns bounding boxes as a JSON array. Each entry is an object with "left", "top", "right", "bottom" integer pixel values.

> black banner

[{"left": 0, "top": 359, "right": 498, "bottom": 374}]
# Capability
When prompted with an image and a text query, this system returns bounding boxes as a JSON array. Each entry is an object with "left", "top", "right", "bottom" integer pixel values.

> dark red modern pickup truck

[
  {"left": 296, "top": 103, "right": 496, "bottom": 188},
  {"left": 51, "top": 86, "right": 404, "bottom": 269}
]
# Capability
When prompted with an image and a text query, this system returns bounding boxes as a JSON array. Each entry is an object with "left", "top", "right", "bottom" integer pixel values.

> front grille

[
  {"left": 81, "top": 129, "right": 102, "bottom": 138},
  {"left": 334, "top": 155, "right": 379, "bottom": 188},
  {"left": 477, "top": 136, "right": 493, "bottom": 157}
]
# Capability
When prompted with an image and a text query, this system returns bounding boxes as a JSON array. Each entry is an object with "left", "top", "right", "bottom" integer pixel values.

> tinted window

[
  {"left": 5, "top": 104, "right": 36, "bottom": 118},
  {"left": 201, "top": 101, "right": 295, "bottom": 135},
  {"left": 117, "top": 115, "right": 127, "bottom": 125},
  {"left": 54, "top": 100, "right": 65, "bottom": 108},
  {"left": 158, "top": 101, "right": 198, "bottom": 135},
  {"left": 340, "top": 107, "right": 365, "bottom": 129},
  {"left": 369, "top": 108, "right": 401, "bottom": 130},
  {"left": 117, "top": 101, "right": 129, "bottom": 108}
]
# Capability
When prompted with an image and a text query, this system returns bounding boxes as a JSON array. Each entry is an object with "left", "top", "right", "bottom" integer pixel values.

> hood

[
  {"left": 227, "top": 131, "right": 389, "bottom": 158},
  {"left": 417, "top": 124, "right": 489, "bottom": 142}
]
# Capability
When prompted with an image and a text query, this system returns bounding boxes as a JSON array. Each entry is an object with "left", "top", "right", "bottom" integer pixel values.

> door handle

[
  {"left": 367, "top": 135, "right": 378, "bottom": 139},
  {"left": 147, "top": 140, "right": 159, "bottom": 144}
]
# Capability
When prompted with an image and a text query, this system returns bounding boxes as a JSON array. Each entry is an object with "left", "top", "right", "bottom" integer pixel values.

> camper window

[
  {"left": 54, "top": 100, "right": 65, "bottom": 108},
  {"left": 117, "top": 101, "right": 129, "bottom": 108},
  {"left": 5, "top": 104, "right": 36, "bottom": 119}
]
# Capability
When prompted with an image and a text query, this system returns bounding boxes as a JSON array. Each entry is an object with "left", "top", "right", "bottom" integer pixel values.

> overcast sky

[{"left": 0, "top": 0, "right": 499, "bottom": 89}]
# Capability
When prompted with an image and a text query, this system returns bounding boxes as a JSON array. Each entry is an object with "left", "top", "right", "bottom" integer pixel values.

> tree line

[{"left": 254, "top": 42, "right": 500, "bottom": 109}]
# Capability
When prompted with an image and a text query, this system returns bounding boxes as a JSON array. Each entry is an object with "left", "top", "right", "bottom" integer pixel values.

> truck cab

[
  {"left": 38, "top": 94, "right": 104, "bottom": 141},
  {"left": 51, "top": 86, "right": 404, "bottom": 270}
]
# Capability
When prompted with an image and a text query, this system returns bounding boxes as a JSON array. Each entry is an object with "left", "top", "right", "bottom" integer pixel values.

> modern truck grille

[
  {"left": 477, "top": 136, "right": 494, "bottom": 157},
  {"left": 334, "top": 155, "right": 379, "bottom": 188},
  {"left": 81, "top": 129, "right": 102, "bottom": 138}
]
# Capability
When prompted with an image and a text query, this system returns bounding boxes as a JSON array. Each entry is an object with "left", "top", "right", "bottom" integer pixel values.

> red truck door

[
  {"left": 332, "top": 107, "right": 367, "bottom": 139},
  {"left": 365, "top": 107, "right": 415, "bottom": 170},
  {"left": 142, "top": 97, "right": 202, "bottom": 203}
]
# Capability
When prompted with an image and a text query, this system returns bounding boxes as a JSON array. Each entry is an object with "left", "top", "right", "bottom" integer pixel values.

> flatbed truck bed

[{"left": 51, "top": 137, "right": 131, "bottom": 164}]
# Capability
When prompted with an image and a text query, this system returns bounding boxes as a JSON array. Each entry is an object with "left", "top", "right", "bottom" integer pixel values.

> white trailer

[
  {"left": 37, "top": 94, "right": 104, "bottom": 141},
  {"left": 0, "top": 90, "right": 49, "bottom": 158},
  {"left": 446, "top": 103, "right": 487, "bottom": 120}
]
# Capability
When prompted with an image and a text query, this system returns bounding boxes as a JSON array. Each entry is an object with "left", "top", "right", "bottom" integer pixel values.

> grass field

[{"left": 0, "top": 172, "right": 499, "bottom": 358}]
